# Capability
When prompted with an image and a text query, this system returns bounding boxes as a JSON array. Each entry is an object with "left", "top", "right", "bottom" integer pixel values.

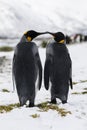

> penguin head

[
  {"left": 47, "top": 32, "right": 65, "bottom": 43},
  {"left": 24, "top": 30, "right": 48, "bottom": 42}
]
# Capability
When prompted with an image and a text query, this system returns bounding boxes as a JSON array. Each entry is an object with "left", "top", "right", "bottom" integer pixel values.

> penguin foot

[
  {"left": 62, "top": 100, "right": 67, "bottom": 104},
  {"left": 29, "top": 102, "right": 34, "bottom": 107},
  {"left": 50, "top": 99, "right": 57, "bottom": 104},
  {"left": 20, "top": 97, "right": 26, "bottom": 106},
  {"left": 20, "top": 102, "right": 26, "bottom": 107}
]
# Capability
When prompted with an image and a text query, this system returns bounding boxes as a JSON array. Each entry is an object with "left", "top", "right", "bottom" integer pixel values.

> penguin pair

[
  {"left": 12, "top": 30, "right": 73, "bottom": 107},
  {"left": 12, "top": 30, "right": 47, "bottom": 107},
  {"left": 44, "top": 32, "right": 73, "bottom": 104}
]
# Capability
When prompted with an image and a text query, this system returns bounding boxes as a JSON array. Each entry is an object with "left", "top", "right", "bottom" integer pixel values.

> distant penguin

[
  {"left": 12, "top": 30, "right": 47, "bottom": 107},
  {"left": 44, "top": 32, "right": 73, "bottom": 104}
]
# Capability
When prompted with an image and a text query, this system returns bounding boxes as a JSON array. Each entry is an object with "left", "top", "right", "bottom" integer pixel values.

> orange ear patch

[
  {"left": 27, "top": 36, "right": 32, "bottom": 42},
  {"left": 59, "top": 40, "right": 65, "bottom": 43}
]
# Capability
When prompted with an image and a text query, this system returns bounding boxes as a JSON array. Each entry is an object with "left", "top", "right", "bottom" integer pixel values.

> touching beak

[
  {"left": 37, "top": 31, "right": 49, "bottom": 36},
  {"left": 46, "top": 32, "right": 55, "bottom": 37}
]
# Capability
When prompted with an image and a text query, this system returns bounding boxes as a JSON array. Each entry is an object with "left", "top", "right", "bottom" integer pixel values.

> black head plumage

[
  {"left": 47, "top": 31, "right": 65, "bottom": 43},
  {"left": 24, "top": 30, "right": 48, "bottom": 41}
]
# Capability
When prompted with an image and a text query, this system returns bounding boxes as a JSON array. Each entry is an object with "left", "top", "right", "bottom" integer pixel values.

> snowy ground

[{"left": 0, "top": 41, "right": 87, "bottom": 130}]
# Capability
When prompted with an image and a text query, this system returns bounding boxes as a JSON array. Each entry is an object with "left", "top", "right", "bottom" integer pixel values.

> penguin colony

[{"left": 12, "top": 30, "right": 73, "bottom": 107}]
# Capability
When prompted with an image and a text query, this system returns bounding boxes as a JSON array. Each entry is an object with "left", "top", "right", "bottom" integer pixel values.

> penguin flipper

[
  {"left": 38, "top": 59, "right": 42, "bottom": 90},
  {"left": 70, "top": 78, "right": 73, "bottom": 89},
  {"left": 36, "top": 53, "right": 42, "bottom": 90},
  {"left": 44, "top": 59, "right": 50, "bottom": 90},
  {"left": 70, "top": 61, "right": 73, "bottom": 89},
  {"left": 12, "top": 54, "right": 16, "bottom": 92}
]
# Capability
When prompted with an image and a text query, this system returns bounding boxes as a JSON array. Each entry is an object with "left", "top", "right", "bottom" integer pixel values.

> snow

[
  {"left": 0, "top": 0, "right": 87, "bottom": 129},
  {"left": 1, "top": 0, "right": 87, "bottom": 38},
  {"left": 0, "top": 41, "right": 87, "bottom": 130}
]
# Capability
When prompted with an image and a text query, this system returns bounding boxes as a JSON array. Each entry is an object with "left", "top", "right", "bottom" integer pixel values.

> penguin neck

[
  {"left": 54, "top": 41, "right": 65, "bottom": 46},
  {"left": 57, "top": 42, "right": 65, "bottom": 45}
]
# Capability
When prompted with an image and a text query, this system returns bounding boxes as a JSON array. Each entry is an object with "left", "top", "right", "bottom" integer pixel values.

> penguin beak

[
  {"left": 36, "top": 31, "right": 49, "bottom": 36},
  {"left": 46, "top": 32, "right": 55, "bottom": 37},
  {"left": 31, "top": 31, "right": 49, "bottom": 40}
]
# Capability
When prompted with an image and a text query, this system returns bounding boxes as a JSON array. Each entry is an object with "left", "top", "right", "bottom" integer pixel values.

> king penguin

[
  {"left": 44, "top": 32, "right": 73, "bottom": 104},
  {"left": 12, "top": 30, "right": 47, "bottom": 107}
]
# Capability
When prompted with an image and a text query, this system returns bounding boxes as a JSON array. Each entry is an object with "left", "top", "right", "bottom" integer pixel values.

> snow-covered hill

[{"left": 0, "top": 0, "right": 87, "bottom": 38}]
